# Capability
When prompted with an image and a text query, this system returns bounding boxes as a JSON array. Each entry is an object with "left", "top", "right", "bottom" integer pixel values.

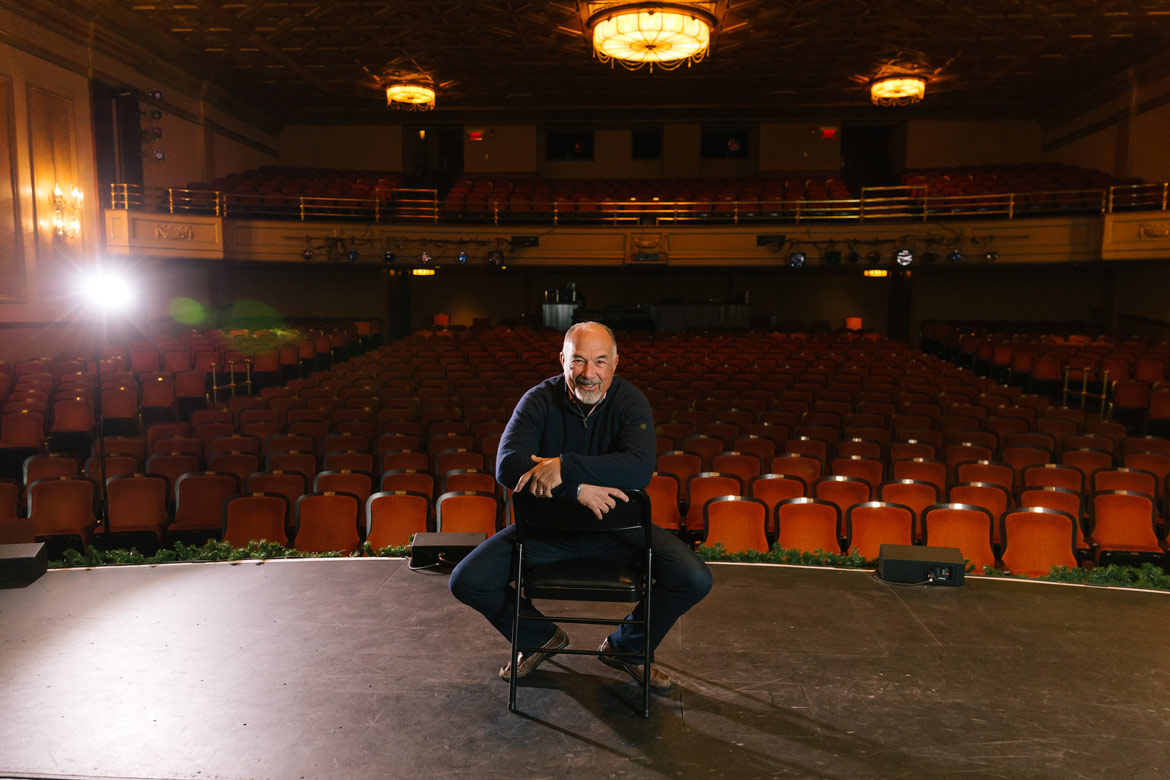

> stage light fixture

[
  {"left": 789, "top": 252, "right": 807, "bottom": 268},
  {"left": 383, "top": 251, "right": 396, "bottom": 264},
  {"left": 895, "top": 248, "right": 914, "bottom": 266},
  {"left": 824, "top": 250, "right": 842, "bottom": 267},
  {"left": 347, "top": 249, "right": 360, "bottom": 262},
  {"left": 419, "top": 251, "right": 432, "bottom": 265},
  {"left": 487, "top": 249, "right": 505, "bottom": 267},
  {"left": 985, "top": 250, "right": 999, "bottom": 263},
  {"left": 922, "top": 251, "right": 938, "bottom": 264},
  {"left": 949, "top": 250, "right": 964, "bottom": 263},
  {"left": 457, "top": 251, "right": 468, "bottom": 264},
  {"left": 847, "top": 251, "right": 861, "bottom": 265},
  {"left": 867, "top": 250, "right": 882, "bottom": 264},
  {"left": 302, "top": 247, "right": 315, "bottom": 261}
]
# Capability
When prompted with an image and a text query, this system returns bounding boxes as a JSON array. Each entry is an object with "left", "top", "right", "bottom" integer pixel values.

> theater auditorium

[{"left": 2, "top": 1, "right": 1170, "bottom": 778}]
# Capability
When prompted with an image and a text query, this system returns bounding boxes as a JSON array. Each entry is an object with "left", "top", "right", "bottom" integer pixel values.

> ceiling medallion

[
  {"left": 589, "top": 3, "right": 716, "bottom": 71},
  {"left": 870, "top": 75, "right": 926, "bottom": 106},
  {"left": 386, "top": 81, "right": 436, "bottom": 111}
]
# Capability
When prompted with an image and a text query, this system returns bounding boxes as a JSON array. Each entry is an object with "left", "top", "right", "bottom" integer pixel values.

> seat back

[
  {"left": 173, "top": 471, "right": 241, "bottom": 531},
  {"left": 921, "top": 504, "right": 996, "bottom": 572},
  {"left": 436, "top": 490, "right": 500, "bottom": 534},
  {"left": 845, "top": 501, "right": 914, "bottom": 560},
  {"left": 1000, "top": 508, "right": 1078, "bottom": 577},
  {"left": 366, "top": 490, "right": 431, "bottom": 549},
  {"left": 774, "top": 497, "right": 841, "bottom": 554},
  {"left": 293, "top": 491, "right": 361, "bottom": 553},
  {"left": 703, "top": 496, "right": 769, "bottom": 554},
  {"left": 223, "top": 493, "right": 289, "bottom": 547}
]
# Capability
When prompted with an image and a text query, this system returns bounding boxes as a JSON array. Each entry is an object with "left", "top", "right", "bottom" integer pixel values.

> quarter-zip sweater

[{"left": 496, "top": 374, "right": 656, "bottom": 498}]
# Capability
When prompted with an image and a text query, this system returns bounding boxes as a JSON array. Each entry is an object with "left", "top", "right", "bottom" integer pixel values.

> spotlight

[
  {"left": 867, "top": 250, "right": 882, "bottom": 264},
  {"left": 487, "top": 249, "right": 505, "bottom": 267},
  {"left": 302, "top": 247, "right": 315, "bottom": 261},
  {"left": 80, "top": 269, "right": 135, "bottom": 311},
  {"left": 383, "top": 251, "right": 396, "bottom": 264},
  {"left": 788, "top": 252, "right": 806, "bottom": 268},
  {"left": 347, "top": 249, "right": 360, "bottom": 262},
  {"left": 419, "top": 251, "right": 432, "bottom": 265},
  {"left": 457, "top": 251, "right": 468, "bottom": 264},
  {"left": 922, "top": 251, "right": 938, "bottom": 264},
  {"left": 846, "top": 251, "right": 861, "bottom": 265},
  {"left": 985, "top": 250, "right": 999, "bottom": 262},
  {"left": 949, "top": 250, "right": 964, "bottom": 263}
]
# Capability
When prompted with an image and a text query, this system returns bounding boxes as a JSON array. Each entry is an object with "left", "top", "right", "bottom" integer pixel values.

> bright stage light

[{"left": 80, "top": 269, "right": 134, "bottom": 311}]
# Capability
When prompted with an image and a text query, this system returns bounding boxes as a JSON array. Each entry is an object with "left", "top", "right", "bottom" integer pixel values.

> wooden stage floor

[{"left": 1, "top": 557, "right": 1168, "bottom": 780}]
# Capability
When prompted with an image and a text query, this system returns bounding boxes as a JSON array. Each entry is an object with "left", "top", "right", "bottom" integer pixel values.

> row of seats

[
  {"left": 921, "top": 321, "right": 1170, "bottom": 433},
  {"left": 1, "top": 471, "right": 498, "bottom": 556},
  {"left": 903, "top": 163, "right": 1131, "bottom": 195}
]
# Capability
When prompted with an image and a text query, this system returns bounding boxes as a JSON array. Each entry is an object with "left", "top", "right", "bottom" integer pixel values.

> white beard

[{"left": 573, "top": 382, "right": 603, "bottom": 405}]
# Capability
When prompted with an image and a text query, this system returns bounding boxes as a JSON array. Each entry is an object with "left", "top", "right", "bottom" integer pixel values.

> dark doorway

[
  {"left": 90, "top": 82, "right": 144, "bottom": 195},
  {"left": 402, "top": 126, "right": 463, "bottom": 193},
  {"left": 841, "top": 124, "right": 900, "bottom": 194}
]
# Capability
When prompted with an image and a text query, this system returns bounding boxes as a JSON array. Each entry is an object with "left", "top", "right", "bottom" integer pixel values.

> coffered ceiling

[{"left": 25, "top": 0, "right": 1170, "bottom": 126}]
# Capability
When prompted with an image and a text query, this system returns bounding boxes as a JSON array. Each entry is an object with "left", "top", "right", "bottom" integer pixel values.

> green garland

[
  {"left": 697, "top": 543, "right": 869, "bottom": 568},
  {"left": 49, "top": 539, "right": 410, "bottom": 569},
  {"left": 697, "top": 543, "right": 1170, "bottom": 591}
]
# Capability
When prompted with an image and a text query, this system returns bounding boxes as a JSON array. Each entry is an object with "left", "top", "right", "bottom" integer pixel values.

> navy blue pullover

[{"left": 496, "top": 374, "right": 656, "bottom": 498}]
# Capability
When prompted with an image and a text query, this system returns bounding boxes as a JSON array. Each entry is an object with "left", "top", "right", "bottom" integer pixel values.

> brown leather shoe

[
  {"left": 597, "top": 638, "right": 672, "bottom": 692},
  {"left": 499, "top": 628, "right": 569, "bottom": 681}
]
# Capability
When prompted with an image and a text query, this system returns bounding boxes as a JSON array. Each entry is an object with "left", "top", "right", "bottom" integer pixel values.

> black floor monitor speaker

[
  {"left": 0, "top": 543, "right": 48, "bottom": 587},
  {"left": 877, "top": 544, "right": 965, "bottom": 586},
  {"left": 410, "top": 532, "right": 486, "bottom": 568}
]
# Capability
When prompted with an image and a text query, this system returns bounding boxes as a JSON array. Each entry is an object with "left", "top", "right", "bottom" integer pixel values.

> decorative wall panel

[
  {"left": 0, "top": 75, "right": 25, "bottom": 302},
  {"left": 27, "top": 84, "right": 77, "bottom": 266}
]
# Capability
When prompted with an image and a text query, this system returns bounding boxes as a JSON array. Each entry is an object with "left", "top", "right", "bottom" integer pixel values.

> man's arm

[{"left": 495, "top": 384, "right": 551, "bottom": 491}]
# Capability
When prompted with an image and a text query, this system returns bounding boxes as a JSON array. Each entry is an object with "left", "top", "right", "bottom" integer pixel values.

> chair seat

[{"left": 525, "top": 559, "right": 643, "bottom": 602}]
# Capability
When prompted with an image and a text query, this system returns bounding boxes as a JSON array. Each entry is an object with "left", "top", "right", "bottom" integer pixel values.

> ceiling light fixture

[
  {"left": 895, "top": 248, "right": 914, "bottom": 266},
  {"left": 589, "top": 3, "right": 716, "bottom": 71},
  {"left": 386, "top": 81, "right": 435, "bottom": 111},
  {"left": 870, "top": 75, "right": 926, "bottom": 106}
]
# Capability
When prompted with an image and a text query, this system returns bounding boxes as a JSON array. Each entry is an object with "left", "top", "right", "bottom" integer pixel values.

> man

[{"left": 449, "top": 321, "right": 712, "bottom": 692}]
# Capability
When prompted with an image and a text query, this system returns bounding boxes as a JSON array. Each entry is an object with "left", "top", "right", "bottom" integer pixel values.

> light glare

[{"left": 81, "top": 270, "right": 134, "bottom": 310}]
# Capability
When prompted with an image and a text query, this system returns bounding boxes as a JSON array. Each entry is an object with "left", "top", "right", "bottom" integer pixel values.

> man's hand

[
  {"left": 577, "top": 483, "right": 629, "bottom": 519},
  {"left": 514, "top": 455, "right": 563, "bottom": 497}
]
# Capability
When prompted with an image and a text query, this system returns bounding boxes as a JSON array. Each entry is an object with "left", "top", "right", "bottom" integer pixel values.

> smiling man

[{"left": 449, "top": 321, "right": 712, "bottom": 692}]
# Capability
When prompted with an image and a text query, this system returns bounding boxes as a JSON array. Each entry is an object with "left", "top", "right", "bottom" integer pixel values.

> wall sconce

[{"left": 52, "top": 183, "right": 83, "bottom": 239}]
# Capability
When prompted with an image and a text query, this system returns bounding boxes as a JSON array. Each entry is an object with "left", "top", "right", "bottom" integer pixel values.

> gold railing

[{"left": 109, "top": 181, "right": 1170, "bottom": 225}]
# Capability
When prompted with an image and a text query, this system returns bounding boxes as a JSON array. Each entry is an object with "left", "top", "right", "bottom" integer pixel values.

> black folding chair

[{"left": 508, "top": 488, "right": 654, "bottom": 717}]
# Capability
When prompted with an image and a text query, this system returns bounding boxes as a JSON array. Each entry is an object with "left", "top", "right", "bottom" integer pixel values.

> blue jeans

[{"left": 449, "top": 524, "right": 712, "bottom": 662}]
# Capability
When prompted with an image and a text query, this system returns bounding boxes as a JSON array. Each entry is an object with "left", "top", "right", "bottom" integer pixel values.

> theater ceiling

[{"left": 20, "top": 0, "right": 1170, "bottom": 125}]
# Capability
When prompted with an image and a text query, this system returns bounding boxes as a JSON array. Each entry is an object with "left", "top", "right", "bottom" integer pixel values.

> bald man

[{"left": 449, "top": 322, "right": 712, "bottom": 693}]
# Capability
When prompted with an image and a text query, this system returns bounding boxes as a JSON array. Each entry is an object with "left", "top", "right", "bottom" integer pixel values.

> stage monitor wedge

[
  {"left": 877, "top": 544, "right": 964, "bottom": 586},
  {"left": 0, "top": 543, "right": 48, "bottom": 587}
]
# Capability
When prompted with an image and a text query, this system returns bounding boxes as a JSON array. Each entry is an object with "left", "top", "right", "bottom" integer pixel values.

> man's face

[{"left": 560, "top": 326, "right": 617, "bottom": 406}]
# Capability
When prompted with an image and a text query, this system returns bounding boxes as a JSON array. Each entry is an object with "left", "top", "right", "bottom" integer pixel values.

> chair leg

[
  {"left": 508, "top": 540, "right": 524, "bottom": 714},
  {"left": 642, "top": 547, "right": 653, "bottom": 718}
]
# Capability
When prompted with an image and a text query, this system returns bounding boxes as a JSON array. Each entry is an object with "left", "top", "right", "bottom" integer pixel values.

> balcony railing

[{"left": 109, "top": 181, "right": 1169, "bottom": 225}]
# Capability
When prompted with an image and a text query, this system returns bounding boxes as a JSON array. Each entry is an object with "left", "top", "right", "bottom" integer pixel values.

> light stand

[
  {"left": 93, "top": 327, "right": 110, "bottom": 537},
  {"left": 80, "top": 269, "right": 134, "bottom": 539}
]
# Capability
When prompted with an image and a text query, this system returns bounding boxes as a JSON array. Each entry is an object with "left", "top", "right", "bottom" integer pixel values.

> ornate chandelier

[
  {"left": 386, "top": 82, "right": 435, "bottom": 111},
  {"left": 870, "top": 75, "right": 926, "bottom": 106},
  {"left": 589, "top": 3, "right": 715, "bottom": 71}
]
